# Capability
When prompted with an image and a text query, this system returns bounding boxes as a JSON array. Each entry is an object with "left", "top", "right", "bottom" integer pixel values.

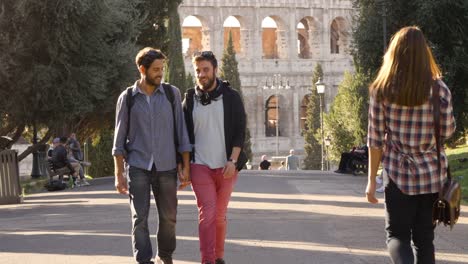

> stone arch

[
  {"left": 265, "top": 95, "right": 283, "bottom": 137},
  {"left": 182, "top": 15, "right": 210, "bottom": 58},
  {"left": 300, "top": 94, "right": 310, "bottom": 131},
  {"left": 261, "top": 16, "right": 288, "bottom": 59},
  {"left": 330, "top": 16, "right": 350, "bottom": 54},
  {"left": 223, "top": 15, "right": 242, "bottom": 54},
  {"left": 297, "top": 16, "right": 320, "bottom": 59}
]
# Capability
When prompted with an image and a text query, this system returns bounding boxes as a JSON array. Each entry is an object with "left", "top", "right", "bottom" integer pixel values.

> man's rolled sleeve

[
  {"left": 112, "top": 92, "right": 128, "bottom": 157},
  {"left": 173, "top": 86, "right": 192, "bottom": 153},
  {"left": 367, "top": 95, "right": 385, "bottom": 149}
]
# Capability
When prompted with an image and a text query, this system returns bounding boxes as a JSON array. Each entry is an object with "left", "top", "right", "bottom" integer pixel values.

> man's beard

[
  {"left": 197, "top": 74, "right": 216, "bottom": 91},
  {"left": 146, "top": 75, "right": 162, "bottom": 87}
]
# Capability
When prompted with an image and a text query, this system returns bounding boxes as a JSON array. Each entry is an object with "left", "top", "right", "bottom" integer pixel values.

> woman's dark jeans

[
  {"left": 385, "top": 180, "right": 438, "bottom": 264},
  {"left": 128, "top": 166, "right": 178, "bottom": 264}
]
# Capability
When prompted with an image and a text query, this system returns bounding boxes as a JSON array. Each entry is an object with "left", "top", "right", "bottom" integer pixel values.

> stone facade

[{"left": 179, "top": 0, "right": 355, "bottom": 161}]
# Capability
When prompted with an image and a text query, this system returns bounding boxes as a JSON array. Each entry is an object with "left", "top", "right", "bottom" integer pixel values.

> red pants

[{"left": 190, "top": 164, "right": 238, "bottom": 263}]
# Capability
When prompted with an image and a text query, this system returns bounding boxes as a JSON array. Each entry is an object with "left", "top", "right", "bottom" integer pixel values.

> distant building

[{"left": 180, "top": 0, "right": 355, "bottom": 161}]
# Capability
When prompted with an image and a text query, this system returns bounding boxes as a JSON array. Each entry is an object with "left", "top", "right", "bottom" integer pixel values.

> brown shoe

[
  {"left": 215, "top": 258, "right": 226, "bottom": 264},
  {"left": 156, "top": 256, "right": 173, "bottom": 264}
]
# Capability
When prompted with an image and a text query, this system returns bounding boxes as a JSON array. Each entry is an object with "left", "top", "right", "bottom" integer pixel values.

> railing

[{"left": 0, "top": 150, "right": 23, "bottom": 205}]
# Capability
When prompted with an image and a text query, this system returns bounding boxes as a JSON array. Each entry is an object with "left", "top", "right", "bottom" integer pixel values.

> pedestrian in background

[
  {"left": 259, "top": 155, "right": 271, "bottom": 170},
  {"left": 365, "top": 26, "right": 455, "bottom": 264},
  {"left": 285, "top": 149, "right": 300, "bottom": 170}
]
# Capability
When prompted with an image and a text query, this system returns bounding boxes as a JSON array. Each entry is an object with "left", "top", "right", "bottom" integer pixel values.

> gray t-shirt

[
  {"left": 193, "top": 96, "right": 227, "bottom": 169},
  {"left": 286, "top": 155, "right": 300, "bottom": 170}
]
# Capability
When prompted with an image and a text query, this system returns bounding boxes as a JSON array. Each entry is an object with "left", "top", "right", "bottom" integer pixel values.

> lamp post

[
  {"left": 83, "top": 140, "right": 88, "bottom": 176},
  {"left": 377, "top": 0, "right": 388, "bottom": 52},
  {"left": 263, "top": 74, "right": 290, "bottom": 156},
  {"left": 30, "top": 123, "right": 41, "bottom": 178},
  {"left": 315, "top": 77, "right": 325, "bottom": 171},
  {"left": 324, "top": 135, "right": 331, "bottom": 171}
]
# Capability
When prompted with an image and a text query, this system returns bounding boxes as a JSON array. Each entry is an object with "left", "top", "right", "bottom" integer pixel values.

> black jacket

[
  {"left": 182, "top": 79, "right": 247, "bottom": 170},
  {"left": 51, "top": 145, "right": 74, "bottom": 172}
]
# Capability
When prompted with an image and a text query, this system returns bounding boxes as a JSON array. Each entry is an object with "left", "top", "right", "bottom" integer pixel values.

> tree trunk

[{"left": 17, "top": 129, "right": 52, "bottom": 161}]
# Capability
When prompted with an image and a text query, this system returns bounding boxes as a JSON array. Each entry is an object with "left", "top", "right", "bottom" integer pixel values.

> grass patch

[
  {"left": 446, "top": 144, "right": 468, "bottom": 204},
  {"left": 19, "top": 174, "right": 94, "bottom": 196},
  {"left": 20, "top": 177, "right": 48, "bottom": 195}
]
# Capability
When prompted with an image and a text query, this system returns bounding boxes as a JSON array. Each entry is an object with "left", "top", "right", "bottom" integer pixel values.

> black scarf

[{"left": 195, "top": 79, "right": 223, "bottom": 105}]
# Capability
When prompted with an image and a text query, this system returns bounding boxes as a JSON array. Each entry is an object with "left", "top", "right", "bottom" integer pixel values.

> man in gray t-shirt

[{"left": 286, "top": 149, "right": 300, "bottom": 170}]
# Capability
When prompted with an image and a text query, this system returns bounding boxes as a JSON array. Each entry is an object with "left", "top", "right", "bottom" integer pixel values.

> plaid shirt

[{"left": 368, "top": 80, "right": 456, "bottom": 195}]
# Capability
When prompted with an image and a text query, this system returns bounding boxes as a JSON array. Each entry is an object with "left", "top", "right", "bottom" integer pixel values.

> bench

[
  {"left": 45, "top": 159, "right": 73, "bottom": 182},
  {"left": 349, "top": 154, "right": 368, "bottom": 176}
]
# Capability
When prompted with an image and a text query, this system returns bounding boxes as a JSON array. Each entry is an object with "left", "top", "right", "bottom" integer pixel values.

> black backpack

[
  {"left": 125, "top": 84, "right": 181, "bottom": 163},
  {"left": 45, "top": 180, "right": 67, "bottom": 192}
]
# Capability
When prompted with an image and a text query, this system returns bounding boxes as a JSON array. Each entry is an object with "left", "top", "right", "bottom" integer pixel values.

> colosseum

[{"left": 179, "top": 0, "right": 355, "bottom": 163}]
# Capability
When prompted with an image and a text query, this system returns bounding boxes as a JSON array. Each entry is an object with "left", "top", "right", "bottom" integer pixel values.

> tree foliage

[
  {"left": 353, "top": 0, "right": 468, "bottom": 142},
  {"left": 302, "top": 64, "right": 323, "bottom": 169},
  {"left": 136, "top": 0, "right": 187, "bottom": 94},
  {"left": 0, "top": 0, "right": 142, "bottom": 157},
  {"left": 87, "top": 129, "right": 114, "bottom": 178},
  {"left": 323, "top": 72, "right": 370, "bottom": 162},
  {"left": 220, "top": 31, "right": 253, "bottom": 162}
]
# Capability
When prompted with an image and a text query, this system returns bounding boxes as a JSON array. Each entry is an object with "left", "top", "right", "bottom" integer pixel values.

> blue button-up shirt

[{"left": 112, "top": 81, "right": 191, "bottom": 171}]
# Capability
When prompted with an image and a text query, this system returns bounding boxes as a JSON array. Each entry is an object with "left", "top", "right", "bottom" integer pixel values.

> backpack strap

[{"left": 162, "top": 83, "right": 181, "bottom": 163}]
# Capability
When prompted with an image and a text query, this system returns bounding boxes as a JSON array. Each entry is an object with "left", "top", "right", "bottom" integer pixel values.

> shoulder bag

[{"left": 432, "top": 81, "right": 461, "bottom": 230}]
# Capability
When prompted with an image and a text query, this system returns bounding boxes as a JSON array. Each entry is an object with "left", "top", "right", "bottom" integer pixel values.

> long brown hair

[{"left": 369, "top": 26, "right": 441, "bottom": 106}]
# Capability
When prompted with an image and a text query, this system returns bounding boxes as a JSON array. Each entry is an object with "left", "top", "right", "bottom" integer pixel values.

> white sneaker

[
  {"left": 376, "top": 176, "right": 383, "bottom": 184},
  {"left": 81, "top": 179, "right": 91, "bottom": 186},
  {"left": 75, "top": 179, "right": 82, "bottom": 187},
  {"left": 376, "top": 185, "right": 385, "bottom": 193}
]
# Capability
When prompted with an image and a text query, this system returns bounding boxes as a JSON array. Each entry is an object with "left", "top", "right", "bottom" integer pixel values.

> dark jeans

[
  {"left": 128, "top": 166, "right": 177, "bottom": 264},
  {"left": 384, "top": 180, "right": 438, "bottom": 264},
  {"left": 338, "top": 152, "right": 353, "bottom": 171}
]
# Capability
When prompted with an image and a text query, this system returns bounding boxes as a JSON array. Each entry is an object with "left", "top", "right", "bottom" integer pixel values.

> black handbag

[{"left": 431, "top": 82, "right": 461, "bottom": 230}]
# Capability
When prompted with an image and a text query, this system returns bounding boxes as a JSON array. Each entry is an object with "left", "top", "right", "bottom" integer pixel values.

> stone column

[
  {"left": 276, "top": 29, "right": 288, "bottom": 59},
  {"left": 322, "top": 9, "right": 330, "bottom": 59},
  {"left": 240, "top": 28, "right": 252, "bottom": 59},
  {"left": 309, "top": 29, "right": 321, "bottom": 58},
  {"left": 211, "top": 19, "right": 224, "bottom": 56},
  {"left": 201, "top": 29, "right": 211, "bottom": 51}
]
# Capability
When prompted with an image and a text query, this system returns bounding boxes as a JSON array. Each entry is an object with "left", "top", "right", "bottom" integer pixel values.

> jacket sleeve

[{"left": 231, "top": 91, "right": 246, "bottom": 148}]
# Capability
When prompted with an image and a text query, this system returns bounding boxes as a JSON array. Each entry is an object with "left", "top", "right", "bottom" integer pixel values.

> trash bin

[{"left": 0, "top": 150, "right": 23, "bottom": 205}]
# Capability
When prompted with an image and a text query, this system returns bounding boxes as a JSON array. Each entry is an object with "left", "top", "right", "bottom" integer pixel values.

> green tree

[
  {"left": 220, "top": 31, "right": 253, "bottom": 162},
  {"left": 185, "top": 73, "right": 195, "bottom": 91},
  {"left": 302, "top": 63, "right": 323, "bottom": 169},
  {"left": 353, "top": 0, "right": 468, "bottom": 142},
  {"left": 88, "top": 129, "right": 114, "bottom": 178},
  {"left": 323, "top": 71, "right": 369, "bottom": 162},
  {"left": 136, "top": 0, "right": 187, "bottom": 94},
  {"left": 166, "top": 7, "right": 188, "bottom": 94},
  {"left": 0, "top": 0, "right": 142, "bottom": 157}
]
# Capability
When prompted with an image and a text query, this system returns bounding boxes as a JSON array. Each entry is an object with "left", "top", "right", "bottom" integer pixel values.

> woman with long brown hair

[{"left": 365, "top": 26, "right": 456, "bottom": 263}]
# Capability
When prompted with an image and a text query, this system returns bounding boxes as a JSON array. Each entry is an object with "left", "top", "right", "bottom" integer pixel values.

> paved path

[{"left": 1, "top": 170, "right": 467, "bottom": 264}]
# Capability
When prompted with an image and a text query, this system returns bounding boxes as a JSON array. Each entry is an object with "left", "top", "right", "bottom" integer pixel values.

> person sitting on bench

[
  {"left": 335, "top": 145, "right": 368, "bottom": 173},
  {"left": 51, "top": 137, "right": 80, "bottom": 182}
]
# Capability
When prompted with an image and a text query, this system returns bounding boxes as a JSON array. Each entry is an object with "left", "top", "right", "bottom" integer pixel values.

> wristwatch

[{"left": 228, "top": 158, "right": 237, "bottom": 166}]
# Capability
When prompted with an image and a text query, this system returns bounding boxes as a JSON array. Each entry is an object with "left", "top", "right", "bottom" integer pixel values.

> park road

[{"left": 1, "top": 170, "right": 467, "bottom": 264}]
